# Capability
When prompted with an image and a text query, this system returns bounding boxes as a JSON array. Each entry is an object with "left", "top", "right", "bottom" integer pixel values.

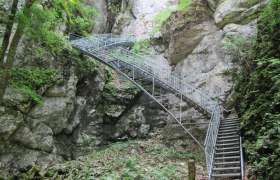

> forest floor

[{"left": 7, "top": 139, "right": 207, "bottom": 179}]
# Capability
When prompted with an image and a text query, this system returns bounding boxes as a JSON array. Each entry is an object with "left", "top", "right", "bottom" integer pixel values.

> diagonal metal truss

[{"left": 70, "top": 34, "right": 244, "bottom": 179}]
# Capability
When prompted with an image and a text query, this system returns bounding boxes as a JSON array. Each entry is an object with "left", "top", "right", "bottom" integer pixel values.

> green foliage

[
  {"left": 151, "top": 8, "right": 173, "bottom": 35},
  {"left": 151, "top": 0, "right": 192, "bottom": 35},
  {"left": 255, "top": 0, "right": 280, "bottom": 59},
  {"left": 177, "top": 0, "right": 192, "bottom": 12},
  {"left": 17, "top": 0, "right": 98, "bottom": 55},
  {"left": 222, "top": 34, "right": 255, "bottom": 72},
  {"left": 72, "top": 56, "right": 99, "bottom": 78},
  {"left": 234, "top": 1, "right": 280, "bottom": 179},
  {"left": 131, "top": 39, "right": 153, "bottom": 56},
  {"left": 9, "top": 67, "right": 58, "bottom": 103},
  {"left": 4, "top": 140, "right": 203, "bottom": 179},
  {"left": 102, "top": 79, "right": 138, "bottom": 104},
  {"left": 236, "top": 58, "right": 280, "bottom": 179},
  {"left": 107, "top": 0, "right": 122, "bottom": 15}
]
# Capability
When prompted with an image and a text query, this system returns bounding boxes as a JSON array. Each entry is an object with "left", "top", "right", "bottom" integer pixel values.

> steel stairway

[
  {"left": 70, "top": 34, "right": 244, "bottom": 179},
  {"left": 212, "top": 117, "right": 244, "bottom": 179}
]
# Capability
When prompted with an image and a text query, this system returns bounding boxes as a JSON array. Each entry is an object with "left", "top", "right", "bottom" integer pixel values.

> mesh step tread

[
  {"left": 212, "top": 173, "right": 241, "bottom": 177},
  {"left": 218, "top": 135, "right": 239, "bottom": 139},
  {"left": 216, "top": 142, "right": 240, "bottom": 146},
  {"left": 217, "top": 139, "right": 239, "bottom": 143},
  {"left": 220, "top": 124, "right": 239, "bottom": 127},
  {"left": 216, "top": 146, "right": 240, "bottom": 151},
  {"left": 213, "top": 167, "right": 241, "bottom": 171},
  {"left": 214, "top": 161, "right": 240, "bottom": 165},
  {"left": 224, "top": 118, "right": 240, "bottom": 120},
  {"left": 219, "top": 129, "right": 239, "bottom": 132},
  {"left": 219, "top": 126, "right": 239, "bottom": 130},
  {"left": 215, "top": 151, "right": 240, "bottom": 155},
  {"left": 215, "top": 156, "right": 240, "bottom": 160},
  {"left": 218, "top": 132, "right": 239, "bottom": 136}
]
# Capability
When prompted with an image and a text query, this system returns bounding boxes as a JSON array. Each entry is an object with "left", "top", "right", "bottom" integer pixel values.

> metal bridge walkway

[{"left": 70, "top": 34, "right": 244, "bottom": 179}]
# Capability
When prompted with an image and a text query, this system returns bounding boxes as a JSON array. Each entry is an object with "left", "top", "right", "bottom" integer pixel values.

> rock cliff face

[
  {"left": 112, "top": 0, "right": 266, "bottom": 147},
  {"left": 0, "top": 0, "right": 268, "bottom": 173}
]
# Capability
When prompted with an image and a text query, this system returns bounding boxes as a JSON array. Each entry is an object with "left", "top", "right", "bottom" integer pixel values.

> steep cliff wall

[{"left": 0, "top": 0, "right": 270, "bottom": 175}]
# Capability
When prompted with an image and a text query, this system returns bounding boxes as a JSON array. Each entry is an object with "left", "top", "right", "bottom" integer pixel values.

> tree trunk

[
  {"left": 0, "top": 0, "right": 33, "bottom": 104},
  {"left": 0, "top": 0, "right": 19, "bottom": 65}
]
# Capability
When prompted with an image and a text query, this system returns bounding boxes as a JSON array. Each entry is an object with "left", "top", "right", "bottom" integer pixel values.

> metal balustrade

[{"left": 70, "top": 34, "right": 243, "bottom": 180}]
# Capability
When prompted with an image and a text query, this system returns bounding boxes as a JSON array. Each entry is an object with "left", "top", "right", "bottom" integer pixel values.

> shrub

[{"left": 9, "top": 67, "right": 58, "bottom": 103}]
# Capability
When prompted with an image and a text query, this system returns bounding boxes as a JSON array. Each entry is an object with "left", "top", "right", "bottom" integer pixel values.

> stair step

[
  {"left": 224, "top": 118, "right": 240, "bottom": 121},
  {"left": 213, "top": 167, "right": 240, "bottom": 171},
  {"left": 220, "top": 121, "right": 239, "bottom": 124},
  {"left": 220, "top": 123, "right": 239, "bottom": 127},
  {"left": 212, "top": 173, "right": 241, "bottom": 177},
  {"left": 219, "top": 126, "right": 239, "bottom": 130},
  {"left": 215, "top": 151, "right": 240, "bottom": 156},
  {"left": 214, "top": 161, "right": 240, "bottom": 165},
  {"left": 218, "top": 135, "right": 239, "bottom": 139},
  {"left": 216, "top": 142, "right": 240, "bottom": 147},
  {"left": 219, "top": 129, "right": 238, "bottom": 133},
  {"left": 216, "top": 146, "right": 240, "bottom": 151},
  {"left": 220, "top": 121, "right": 239, "bottom": 125},
  {"left": 217, "top": 139, "right": 239, "bottom": 143},
  {"left": 215, "top": 156, "right": 240, "bottom": 160},
  {"left": 218, "top": 132, "right": 239, "bottom": 136}
]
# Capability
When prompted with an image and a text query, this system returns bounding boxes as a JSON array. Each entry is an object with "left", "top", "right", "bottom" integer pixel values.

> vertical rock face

[
  {"left": 82, "top": 0, "right": 108, "bottom": 33},
  {"left": 111, "top": 0, "right": 265, "bottom": 147},
  {"left": 0, "top": 0, "right": 268, "bottom": 173},
  {"left": 113, "top": 0, "right": 178, "bottom": 37}
]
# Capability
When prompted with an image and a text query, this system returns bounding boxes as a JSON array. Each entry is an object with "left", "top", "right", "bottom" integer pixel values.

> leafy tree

[
  {"left": 0, "top": 0, "right": 19, "bottom": 64},
  {"left": 0, "top": 0, "right": 98, "bottom": 103}
]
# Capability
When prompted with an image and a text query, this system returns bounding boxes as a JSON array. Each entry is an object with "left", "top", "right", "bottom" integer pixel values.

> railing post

[
  {"left": 132, "top": 66, "right": 135, "bottom": 80},
  {"left": 188, "top": 159, "right": 196, "bottom": 180},
  {"left": 180, "top": 93, "right": 182, "bottom": 123},
  {"left": 152, "top": 77, "right": 155, "bottom": 96}
]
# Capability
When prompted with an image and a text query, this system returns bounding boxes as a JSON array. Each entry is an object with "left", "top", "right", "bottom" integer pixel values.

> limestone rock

[
  {"left": 64, "top": 97, "right": 86, "bottom": 134},
  {"left": 172, "top": 21, "right": 217, "bottom": 64},
  {"left": 82, "top": 0, "right": 108, "bottom": 33},
  {"left": 105, "top": 105, "right": 126, "bottom": 118},
  {"left": 162, "top": 0, "right": 213, "bottom": 65},
  {"left": 113, "top": 0, "right": 178, "bottom": 38},
  {"left": 207, "top": 0, "right": 219, "bottom": 11},
  {"left": 138, "top": 124, "right": 150, "bottom": 137},
  {"left": 0, "top": 107, "right": 24, "bottom": 140},
  {"left": 3, "top": 87, "right": 31, "bottom": 113},
  {"left": 45, "top": 85, "right": 67, "bottom": 97},
  {"left": 13, "top": 122, "right": 53, "bottom": 153},
  {"left": 29, "top": 97, "right": 69, "bottom": 135},
  {"left": 214, "top": 0, "right": 269, "bottom": 27}
]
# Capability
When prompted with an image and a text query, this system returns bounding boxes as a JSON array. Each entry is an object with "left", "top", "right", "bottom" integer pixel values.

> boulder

[
  {"left": 13, "top": 122, "right": 53, "bottom": 153},
  {"left": 64, "top": 97, "right": 86, "bottom": 134},
  {"left": 0, "top": 107, "right": 24, "bottom": 140},
  {"left": 29, "top": 97, "right": 69, "bottom": 135},
  {"left": 45, "top": 85, "right": 67, "bottom": 97},
  {"left": 138, "top": 124, "right": 150, "bottom": 137},
  {"left": 3, "top": 87, "right": 31, "bottom": 113}
]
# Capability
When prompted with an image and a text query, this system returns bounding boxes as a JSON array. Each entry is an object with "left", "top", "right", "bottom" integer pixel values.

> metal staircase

[{"left": 70, "top": 34, "right": 244, "bottom": 179}]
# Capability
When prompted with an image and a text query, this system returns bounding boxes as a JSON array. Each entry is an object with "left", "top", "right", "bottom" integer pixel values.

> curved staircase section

[{"left": 70, "top": 34, "right": 244, "bottom": 179}]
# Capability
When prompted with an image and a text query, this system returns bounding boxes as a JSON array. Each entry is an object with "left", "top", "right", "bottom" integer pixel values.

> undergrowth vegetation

[
  {"left": 234, "top": 0, "right": 280, "bottom": 179},
  {"left": 0, "top": 67, "right": 58, "bottom": 103},
  {"left": 1, "top": 140, "right": 206, "bottom": 179}
]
